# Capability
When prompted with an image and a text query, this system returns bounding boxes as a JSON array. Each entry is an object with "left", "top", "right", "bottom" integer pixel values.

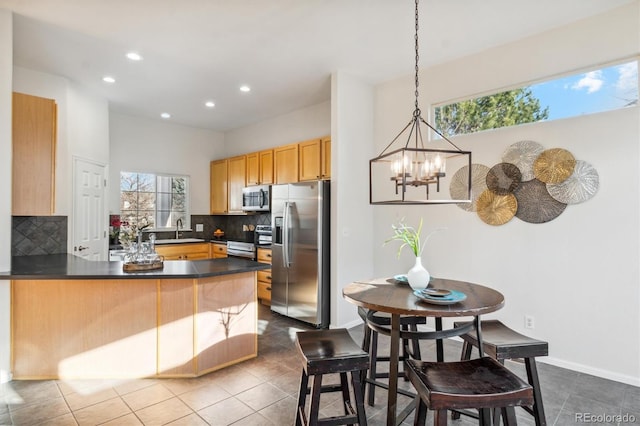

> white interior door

[{"left": 73, "top": 158, "right": 107, "bottom": 260}]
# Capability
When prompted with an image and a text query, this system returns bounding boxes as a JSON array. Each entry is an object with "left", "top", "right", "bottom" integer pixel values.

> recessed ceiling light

[
  {"left": 160, "top": 112, "right": 171, "bottom": 119},
  {"left": 126, "top": 52, "right": 143, "bottom": 61},
  {"left": 239, "top": 85, "right": 251, "bottom": 93},
  {"left": 205, "top": 101, "right": 215, "bottom": 108},
  {"left": 102, "top": 76, "right": 115, "bottom": 83}
]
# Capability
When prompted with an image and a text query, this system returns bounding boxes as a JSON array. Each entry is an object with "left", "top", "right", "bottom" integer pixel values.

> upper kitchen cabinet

[
  {"left": 321, "top": 136, "right": 331, "bottom": 180},
  {"left": 298, "top": 136, "right": 331, "bottom": 181},
  {"left": 210, "top": 159, "right": 228, "bottom": 214},
  {"left": 12, "top": 92, "right": 57, "bottom": 215},
  {"left": 259, "top": 149, "right": 274, "bottom": 185},
  {"left": 246, "top": 152, "right": 259, "bottom": 186},
  {"left": 274, "top": 143, "right": 299, "bottom": 184},
  {"left": 245, "top": 149, "right": 273, "bottom": 186},
  {"left": 227, "top": 154, "right": 246, "bottom": 213}
]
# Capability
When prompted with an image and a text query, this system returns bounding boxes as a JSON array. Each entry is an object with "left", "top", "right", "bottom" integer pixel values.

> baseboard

[{"left": 540, "top": 356, "right": 640, "bottom": 387}]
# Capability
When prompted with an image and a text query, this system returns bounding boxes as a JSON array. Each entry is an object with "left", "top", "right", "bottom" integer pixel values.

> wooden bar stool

[
  {"left": 358, "top": 307, "right": 425, "bottom": 405},
  {"left": 453, "top": 320, "right": 548, "bottom": 426},
  {"left": 406, "top": 357, "right": 534, "bottom": 425},
  {"left": 295, "top": 328, "right": 369, "bottom": 426}
]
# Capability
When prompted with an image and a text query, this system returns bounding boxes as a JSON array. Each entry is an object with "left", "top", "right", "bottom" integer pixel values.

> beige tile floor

[{"left": 1, "top": 304, "right": 639, "bottom": 425}]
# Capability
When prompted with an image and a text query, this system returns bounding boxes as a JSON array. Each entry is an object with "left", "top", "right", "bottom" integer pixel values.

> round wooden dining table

[{"left": 342, "top": 276, "right": 505, "bottom": 426}]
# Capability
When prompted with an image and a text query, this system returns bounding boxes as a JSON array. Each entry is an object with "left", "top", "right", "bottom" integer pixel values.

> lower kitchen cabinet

[
  {"left": 257, "top": 247, "right": 272, "bottom": 305},
  {"left": 210, "top": 242, "right": 227, "bottom": 258},
  {"left": 155, "top": 243, "right": 210, "bottom": 260}
]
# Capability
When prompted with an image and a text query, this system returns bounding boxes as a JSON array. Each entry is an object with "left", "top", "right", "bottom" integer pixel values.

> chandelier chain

[{"left": 414, "top": 0, "right": 420, "bottom": 115}]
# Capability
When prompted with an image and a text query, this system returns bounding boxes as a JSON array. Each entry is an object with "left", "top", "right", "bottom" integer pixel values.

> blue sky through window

[{"left": 530, "top": 61, "right": 638, "bottom": 120}]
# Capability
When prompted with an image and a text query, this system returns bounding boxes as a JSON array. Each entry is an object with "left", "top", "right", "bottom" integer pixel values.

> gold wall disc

[
  {"left": 533, "top": 148, "right": 576, "bottom": 184},
  {"left": 476, "top": 190, "right": 517, "bottom": 226}
]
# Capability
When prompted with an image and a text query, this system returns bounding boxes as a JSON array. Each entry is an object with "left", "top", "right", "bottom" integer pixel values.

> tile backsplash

[{"left": 12, "top": 216, "right": 68, "bottom": 256}]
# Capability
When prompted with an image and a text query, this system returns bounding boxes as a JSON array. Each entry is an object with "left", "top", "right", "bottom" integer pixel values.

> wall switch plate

[
  {"left": 524, "top": 315, "right": 535, "bottom": 329},
  {"left": 195, "top": 224, "right": 204, "bottom": 232}
]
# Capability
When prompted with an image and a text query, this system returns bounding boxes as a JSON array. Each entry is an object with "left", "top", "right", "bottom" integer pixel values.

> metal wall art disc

[
  {"left": 547, "top": 160, "right": 599, "bottom": 204},
  {"left": 533, "top": 148, "right": 576, "bottom": 184},
  {"left": 486, "top": 163, "right": 522, "bottom": 195},
  {"left": 476, "top": 190, "right": 517, "bottom": 226},
  {"left": 449, "top": 164, "right": 490, "bottom": 212},
  {"left": 502, "top": 140, "right": 545, "bottom": 182},
  {"left": 514, "top": 179, "right": 567, "bottom": 223}
]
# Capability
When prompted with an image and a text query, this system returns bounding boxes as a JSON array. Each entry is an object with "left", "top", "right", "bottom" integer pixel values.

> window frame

[
  {"left": 430, "top": 57, "right": 639, "bottom": 138},
  {"left": 119, "top": 171, "right": 191, "bottom": 231}
]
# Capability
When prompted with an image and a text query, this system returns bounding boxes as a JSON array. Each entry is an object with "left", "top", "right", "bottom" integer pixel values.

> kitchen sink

[{"left": 154, "top": 238, "right": 205, "bottom": 245}]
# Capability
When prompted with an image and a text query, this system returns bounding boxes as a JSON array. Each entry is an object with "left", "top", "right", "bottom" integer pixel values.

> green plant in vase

[{"left": 386, "top": 218, "right": 443, "bottom": 290}]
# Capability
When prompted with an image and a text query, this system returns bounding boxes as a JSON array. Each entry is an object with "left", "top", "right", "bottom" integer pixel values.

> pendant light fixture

[{"left": 369, "top": 0, "right": 472, "bottom": 205}]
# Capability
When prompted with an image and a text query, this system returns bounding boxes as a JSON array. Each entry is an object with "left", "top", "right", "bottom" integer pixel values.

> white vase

[{"left": 407, "top": 256, "right": 430, "bottom": 290}]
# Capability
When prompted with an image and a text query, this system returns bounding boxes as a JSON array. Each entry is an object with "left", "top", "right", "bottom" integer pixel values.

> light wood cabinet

[
  {"left": 246, "top": 149, "right": 274, "bottom": 186},
  {"left": 321, "top": 136, "right": 331, "bottom": 180},
  {"left": 210, "top": 242, "right": 227, "bottom": 259},
  {"left": 12, "top": 92, "right": 57, "bottom": 215},
  {"left": 299, "top": 136, "right": 331, "bottom": 181},
  {"left": 246, "top": 152, "right": 260, "bottom": 186},
  {"left": 227, "top": 155, "right": 246, "bottom": 213},
  {"left": 274, "top": 143, "right": 299, "bottom": 184},
  {"left": 259, "top": 149, "right": 274, "bottom": 184},
  {"left": 257, "top": 247, "right": 272, "bottom": 305},
  {"left": 210, "top": 159, "right": 228, "bottom": 214},
  {"left": 155, "top": 243, "right": 210, "bottom": 260}
]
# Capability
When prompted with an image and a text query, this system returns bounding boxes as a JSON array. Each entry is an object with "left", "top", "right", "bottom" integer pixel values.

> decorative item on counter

[
  {"left": 385, "top": 218, "right": 445, "bottom": 291},
  {"left": 213, "top": 228, "right": 225, "bottom": 239},
  {"left": 123, "top": 239, "right": 164, "bottom": 272}
]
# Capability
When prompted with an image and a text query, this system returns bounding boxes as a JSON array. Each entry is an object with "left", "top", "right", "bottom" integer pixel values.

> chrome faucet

[{"left": 176, "top": 218, "right": 183, "bottom": 239}]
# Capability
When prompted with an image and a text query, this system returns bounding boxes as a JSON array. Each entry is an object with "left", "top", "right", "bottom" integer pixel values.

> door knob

[{"left": 78, "top": 246, "right": 89, "bottom": 251}]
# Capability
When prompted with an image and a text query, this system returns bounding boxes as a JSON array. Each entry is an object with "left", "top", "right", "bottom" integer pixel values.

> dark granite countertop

[{"left": 2, "top": 254, "right": 270, "bottom": 280}]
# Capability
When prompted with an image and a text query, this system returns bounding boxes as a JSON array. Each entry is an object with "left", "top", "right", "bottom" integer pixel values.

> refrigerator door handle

[{"left": 283, "top": 201, "right": 291, "bottom": 268}]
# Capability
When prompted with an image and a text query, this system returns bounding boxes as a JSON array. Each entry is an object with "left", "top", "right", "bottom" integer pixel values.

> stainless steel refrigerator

[{"left": 271, "top": 181, "right": 329, "bottom": 328}]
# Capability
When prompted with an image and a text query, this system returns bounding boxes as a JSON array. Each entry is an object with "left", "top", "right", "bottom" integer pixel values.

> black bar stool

[
  {"left": 406, "top": 357, "right": 534, "bottom": 425},
  {"left": 453, "top": 320, "right": 548, "bottom": 426},
  {"left": 295, "top": 328, "right": 369, "bottom": 426},
  {"left": 358, "top": 307, "right": 425, "bottom": 405}
]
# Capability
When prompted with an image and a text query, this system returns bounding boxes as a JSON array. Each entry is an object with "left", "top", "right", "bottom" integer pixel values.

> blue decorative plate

[{"left": 413, "top": 289, "right": 466, "bottom": 305}]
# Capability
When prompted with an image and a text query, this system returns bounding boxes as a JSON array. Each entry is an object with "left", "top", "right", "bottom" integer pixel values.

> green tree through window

[{"left": 435, "top": 88, "right": 549, "bottom": 137}]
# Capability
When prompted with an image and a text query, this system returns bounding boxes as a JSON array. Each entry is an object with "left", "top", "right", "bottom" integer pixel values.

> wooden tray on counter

[{"left": 123, "top": 261, "right": 164, "bottom": 272}]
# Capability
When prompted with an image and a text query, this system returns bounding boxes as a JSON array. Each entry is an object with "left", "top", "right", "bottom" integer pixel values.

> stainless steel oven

[{"left": 226, "top": 240, "right": 256, "bottom": 260}]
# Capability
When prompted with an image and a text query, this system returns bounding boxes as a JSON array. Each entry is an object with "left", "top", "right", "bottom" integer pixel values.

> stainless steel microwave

[{"left": 242, "top": 185, "right": 270, "bottom": 212}]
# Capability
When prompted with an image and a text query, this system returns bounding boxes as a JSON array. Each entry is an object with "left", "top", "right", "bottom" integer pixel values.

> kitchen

[{"left": 0, "top": 1, "right": 639, "bottom": 425}]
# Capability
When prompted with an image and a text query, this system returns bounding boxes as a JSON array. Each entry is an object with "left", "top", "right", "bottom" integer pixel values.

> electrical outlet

[
  {"left": 195, "top": 224, "right": 204, "bottom": 232},
  {"left": 524, "top": 315, "right": 535, "bottom": 329}
]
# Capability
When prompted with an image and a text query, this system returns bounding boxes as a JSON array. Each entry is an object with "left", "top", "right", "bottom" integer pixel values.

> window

[
  {"left": 434, "top": 60, "right": 638, "bottom": 137},
  {"left": 120, "top": 172, "right": 189, "bottom": 230}
]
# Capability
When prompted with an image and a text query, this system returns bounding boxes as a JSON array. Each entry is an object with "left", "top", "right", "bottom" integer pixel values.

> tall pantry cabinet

[{"left": 12, "top": 92, "right": 57, "bottom": 215}]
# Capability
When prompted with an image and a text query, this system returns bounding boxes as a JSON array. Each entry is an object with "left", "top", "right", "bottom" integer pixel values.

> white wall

[
  {"left": 371, "top": 3, "right": 640, "bottom": 385},
  {"left": 223, "top": 101, "right": 330, "bottom": 157},
  {"left": 330, "top": 72, "right": 375, "bottom": 328},
  {"left": 109, "top": 112, "right": 225, "bottom": 215},
  {"left": 0, "top": 8, "right": 13, "bottom": 383}
]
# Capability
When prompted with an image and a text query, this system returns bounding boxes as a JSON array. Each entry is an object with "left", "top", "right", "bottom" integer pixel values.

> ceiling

[{"left": 1, "top": 0, "right": 635, "bottom": 132}]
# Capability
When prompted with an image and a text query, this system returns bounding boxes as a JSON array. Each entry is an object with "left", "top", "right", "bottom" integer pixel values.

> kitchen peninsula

[{"left": 2, "top": 254, "right": 270, "bottom": 380}]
